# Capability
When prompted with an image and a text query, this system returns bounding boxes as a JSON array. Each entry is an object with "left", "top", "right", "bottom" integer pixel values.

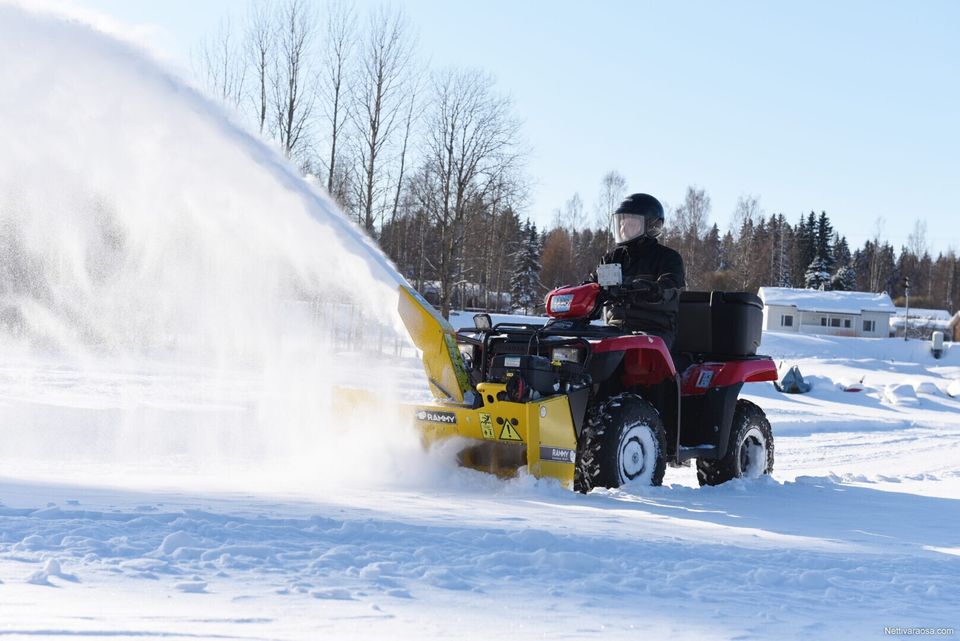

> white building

[{"left": 757, "top": 287, "right": 895, "bottom": 338}]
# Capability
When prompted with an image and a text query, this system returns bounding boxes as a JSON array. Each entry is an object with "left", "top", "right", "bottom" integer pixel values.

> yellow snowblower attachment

[
  {"left": 336, "top": 284, "right": 580, "bottom": 486},
  {"left": 396, "top": 285, "right": 472, "bottom": 403}
]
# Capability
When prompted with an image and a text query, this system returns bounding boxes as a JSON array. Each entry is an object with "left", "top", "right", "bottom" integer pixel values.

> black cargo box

[{"left": 676, "top": 291, "right": 763, "bottom": 356}]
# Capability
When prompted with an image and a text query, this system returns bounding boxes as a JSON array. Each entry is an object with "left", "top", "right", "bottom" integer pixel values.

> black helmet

[{"left": 612, "top": 193, "right": 664, "bottom": 244}]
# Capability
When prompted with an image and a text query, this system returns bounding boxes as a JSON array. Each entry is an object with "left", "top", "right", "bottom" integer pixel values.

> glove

[
  {"left": 643, "top": 281, "right": 663, "bottom": 302},
  {"left": 629, "top": 279, "right": 662, "bottom": 302}
]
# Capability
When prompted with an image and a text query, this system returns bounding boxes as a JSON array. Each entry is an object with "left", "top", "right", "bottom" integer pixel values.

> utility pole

[
  {"left": 779, "top": 229, "right": 786, "bottom": 286},
  {"left": 904, "top": 276, "right": 911, "bottom": 341}
]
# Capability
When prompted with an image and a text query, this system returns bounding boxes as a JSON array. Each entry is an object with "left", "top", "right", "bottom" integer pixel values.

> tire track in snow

[{"left": 1, "top": 478, "right": 957, "bottom": 640}]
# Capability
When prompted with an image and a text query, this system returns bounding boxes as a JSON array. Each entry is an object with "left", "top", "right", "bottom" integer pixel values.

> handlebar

[
  {"left": 623, "top": 278, "right": 658, "bottom": 293},
  {"left": 603, "top": 278, "right": 662, "bottom": 303}
]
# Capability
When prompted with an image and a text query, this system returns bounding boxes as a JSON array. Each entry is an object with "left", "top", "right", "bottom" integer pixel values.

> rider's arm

[{"left": 656, "top": 251, "right": 686, "bottom": 291}]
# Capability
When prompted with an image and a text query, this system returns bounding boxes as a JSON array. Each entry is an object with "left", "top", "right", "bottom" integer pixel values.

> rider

[{"left": 590, "top": 193, "right": 686, "bottom": 349}]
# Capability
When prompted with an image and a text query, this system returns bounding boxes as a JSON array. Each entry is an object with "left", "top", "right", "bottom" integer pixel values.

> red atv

[{"left": 454, "top": 277, "right": 778, "bottom": 491}]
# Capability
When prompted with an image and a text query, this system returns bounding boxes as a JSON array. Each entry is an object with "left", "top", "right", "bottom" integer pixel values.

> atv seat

[{"left": 675, "top": 291, "right": 763, "bottom": 358}]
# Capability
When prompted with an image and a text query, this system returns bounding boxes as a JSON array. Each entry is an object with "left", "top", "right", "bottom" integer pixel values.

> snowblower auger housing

[
  {"left": 397, "top": 285, "right": 583, "bottom": 484},
  {"left": 396, "top": 282, "right": 778, "bottom": 491}
]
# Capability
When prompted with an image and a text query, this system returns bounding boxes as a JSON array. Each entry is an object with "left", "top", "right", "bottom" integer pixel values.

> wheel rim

[
  {"left": 738, "top": 427, "right": 768, "bottom": 478},
  {"left": 618, "top": 422, "right": 658, "bottom": 484}
]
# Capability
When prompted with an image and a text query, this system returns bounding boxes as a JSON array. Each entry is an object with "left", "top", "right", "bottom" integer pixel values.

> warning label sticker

[
  {"left": 479, "top": 413, "right": 495, "bottom": 439},
  {"left": 499, "top": 422, "right": 523, "bottom": 442}
]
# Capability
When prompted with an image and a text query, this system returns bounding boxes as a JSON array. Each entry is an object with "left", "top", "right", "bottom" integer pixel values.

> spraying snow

[{"left": 0, "top": 3, "right": 433, "bottom": 491}]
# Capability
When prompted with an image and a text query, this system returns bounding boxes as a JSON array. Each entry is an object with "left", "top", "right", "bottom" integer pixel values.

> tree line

[
  {"left": 196, "top": 0, "right": 524, "bottom": 318},
  {"left": 530, "top": 185, "right": 959, "bottom": 314},
  {"left": 196, "top": 2, "right": 958, "bottom": 317}
]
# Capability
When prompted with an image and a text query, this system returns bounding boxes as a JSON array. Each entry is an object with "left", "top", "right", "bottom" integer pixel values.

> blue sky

[{"left": 66, "top": 0, "right": 959, "bottom": 254}]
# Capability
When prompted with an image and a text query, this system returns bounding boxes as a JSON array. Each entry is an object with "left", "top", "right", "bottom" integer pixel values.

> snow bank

[
  {"left": 760, "top": 331, "right": 957, "bottom": 363},
  {"left": 949, "top": 379, "right": 960, "bottom": 398},
  {"left": 883, "top": 383, "right": 919, "bottom": 406}
]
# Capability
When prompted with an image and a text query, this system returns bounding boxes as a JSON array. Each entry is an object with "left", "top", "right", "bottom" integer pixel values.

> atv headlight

[
  {"left": 551, "top": 347, "right": 581, "bottom": 364},
  {"left": 549, "top": 294, "right": 574, "bottom": 314}
]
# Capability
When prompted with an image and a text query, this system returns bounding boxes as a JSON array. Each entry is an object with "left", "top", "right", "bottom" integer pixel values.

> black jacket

[{"left": 590, "top": 236, "right": 686, "bottom": 346}]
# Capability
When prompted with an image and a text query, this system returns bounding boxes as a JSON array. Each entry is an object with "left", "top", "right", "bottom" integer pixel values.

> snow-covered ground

[
  {"left": 1, "top": 5, "right": 957, "bottom": 640},
  {"left": 1, "top": 333, "right": 958, "bottom": 640}
]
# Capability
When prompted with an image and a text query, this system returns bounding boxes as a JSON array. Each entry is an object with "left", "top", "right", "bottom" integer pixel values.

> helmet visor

[{"left": 612, "top": 213, "right": 645, "bottom": 244}]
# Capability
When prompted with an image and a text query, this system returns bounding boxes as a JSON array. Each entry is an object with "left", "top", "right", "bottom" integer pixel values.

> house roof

[{"left": 757, "top": 287, "right": 896, "bottom": 315}]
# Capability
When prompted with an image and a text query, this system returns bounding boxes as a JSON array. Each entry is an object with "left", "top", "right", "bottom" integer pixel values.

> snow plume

[{"left": 0, "top": 4, "right": 437, "bottom": 492}]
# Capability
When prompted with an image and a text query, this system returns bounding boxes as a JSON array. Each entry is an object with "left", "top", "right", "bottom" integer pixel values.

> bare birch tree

[
  {"left": 317, "top": 0, "right": 355, "bottom": 203},
  {"left": 383, "top": 75, "right": 422, "bottom": 255},
  {"left": 415, "top": 68, "right": 522, "bottom": 318},
  {"left": 272, "top": 0, "right": 316, "bottom": 163},
  {"left": 907, "top": 219, "right": 929, "bottom": 259},
  {"left": 352, "top": 6, "right": 416, "bottom": 233},
  {"left": 195, "top": 16, "right": 246, "bottom": 109},
  {"left": 731, "top": 195, "right": 763, "bottom": 289},
  {"left": 868, "top": 218, "right": 887, "bottom": 292},
  {"left": 245, "top": 1, "right": 274, "bottom": 136},
  {"left": 670, "top": 186, "right": 712, "bottom": 288},
  {"left": 594, "top": 170, "right": 626, "bottom": 232},
  {"left": 562, "top": 193, "right": 586, "bottom": 230}
]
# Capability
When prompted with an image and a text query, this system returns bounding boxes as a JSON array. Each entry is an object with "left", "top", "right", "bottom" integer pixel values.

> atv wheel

[
  {"left": 696, "top": 399, "right": 774, "bottom": 486},
  {"left": 575, "top": 393, "right": 667, "bottom": 493}
]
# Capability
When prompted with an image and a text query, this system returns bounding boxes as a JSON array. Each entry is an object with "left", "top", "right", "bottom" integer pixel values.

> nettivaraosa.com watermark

[{"left": 884, "top": 627, "right": 955, "bottom": 637}]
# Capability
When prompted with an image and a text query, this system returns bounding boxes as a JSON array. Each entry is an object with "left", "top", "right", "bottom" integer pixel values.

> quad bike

[{"left": 389, "top": 268, "right": 778, "bottom": 491}]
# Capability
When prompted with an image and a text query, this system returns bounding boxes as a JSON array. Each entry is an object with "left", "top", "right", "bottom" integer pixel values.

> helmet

[{"left": 612, "top": 193, "right": 664, "bottom": 244}]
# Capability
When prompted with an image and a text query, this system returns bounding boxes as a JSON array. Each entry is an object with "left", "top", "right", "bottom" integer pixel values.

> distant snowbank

[{"left": 759, "top": 331, "right": 957, "bottom": 364}]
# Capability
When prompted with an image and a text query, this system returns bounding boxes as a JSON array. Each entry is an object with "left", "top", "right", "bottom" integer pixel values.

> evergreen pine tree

[
  {"left": 703, "top": 223, "right": 722, "bottom": 274},
  {"left": 815, "top": 211, "right": 835, "bottom": 271},
  {"left": 795, "top": 212, "right": 817, "bottom": 285},
  {"left": 804, "top": 256, "right": 832, "bottom": 290},
  {"left": 832, "top": 233, "right": 851, "bottom": 268},
  {"left": 720, "top": 230, "right": 735, "bottom": 272},
  {"left": 831, "top": 265, "right": 857, "bottom": 291},
  {"left": 510, "top": 221, "right": 542, "bottom": 314}
]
